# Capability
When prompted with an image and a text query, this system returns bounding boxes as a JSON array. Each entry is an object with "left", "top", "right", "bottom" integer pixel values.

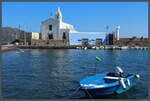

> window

[
  {"left": 48, "top": 34, "right": 53, "bottom": 39},
  {"left": 49, "top": 25, "right": 52, "bottom": 31},
  {"left": 63, "top": 32, "right": 66, "bottom": 40}
]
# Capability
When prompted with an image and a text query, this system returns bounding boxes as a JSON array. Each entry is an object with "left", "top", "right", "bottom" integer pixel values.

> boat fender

[
  {"left": 135, "top": 74, "right": 140, "bottom": 79},
  {"left": 119, "top": 79, "right": 126, "bottom": 89},
  {"left": 127, "top": 79, "right": 130, "bottom": 86}
]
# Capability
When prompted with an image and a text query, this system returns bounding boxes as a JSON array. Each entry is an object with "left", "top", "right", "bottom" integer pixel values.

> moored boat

[
  {"left": 79, "top": 57, "right": 140, "bottom": 96},
  {"left": 80, "top": 72, "right": 140, "bottom": 96}
]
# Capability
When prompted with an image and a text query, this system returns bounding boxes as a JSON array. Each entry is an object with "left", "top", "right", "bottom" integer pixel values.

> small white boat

[
  {"left": 92, "top": 46, "right": 96, "bottom": 49},
  {"left": 121, "top": 46, "right": 129, "bottom": 50},
  {"left": 96, "top": 47, "right": 100, "bottom": 50},
  {"left": 84, "top": 47, "right": 88, "bottom": 50}
]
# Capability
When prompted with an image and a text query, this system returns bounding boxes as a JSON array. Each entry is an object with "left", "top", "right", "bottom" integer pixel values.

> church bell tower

[{"left": 55, "top": 7, "right": 62, "bottom": 22}]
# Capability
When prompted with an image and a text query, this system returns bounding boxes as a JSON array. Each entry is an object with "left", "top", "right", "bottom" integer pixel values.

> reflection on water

[{"left": 2, "top": 49, "right": 148, "bottom": 99}]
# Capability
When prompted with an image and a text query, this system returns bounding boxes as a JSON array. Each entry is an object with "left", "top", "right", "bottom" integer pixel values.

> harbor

[
  {"left": 1, "top": 2, "right": 148, "bottom": 100},
  {"left": 1, "top": 7, "right": 148, "bottom": 52}
]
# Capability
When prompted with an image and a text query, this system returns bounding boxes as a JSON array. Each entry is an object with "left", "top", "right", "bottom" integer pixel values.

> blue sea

[{"left": 2, "top": 49, "right": 148, "bottom": 99}]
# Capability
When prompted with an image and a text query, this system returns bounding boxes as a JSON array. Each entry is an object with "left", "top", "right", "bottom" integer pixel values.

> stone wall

[
  {"left": 31, "top": 39, "right": 70, "bottom": 46},
  {"left": 31, "top": 39, "right": 45, "bottom": 46},
  {"left": 47, "top": 40, "right": 70, "bottom": 46},
  {"left": 115, "top": 38, "right": 148, "bottom": 46}
]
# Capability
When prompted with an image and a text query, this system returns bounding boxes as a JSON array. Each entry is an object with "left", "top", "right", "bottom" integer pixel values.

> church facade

[{"left": 40, "top": 8, "right": 75, "bottom": 46}]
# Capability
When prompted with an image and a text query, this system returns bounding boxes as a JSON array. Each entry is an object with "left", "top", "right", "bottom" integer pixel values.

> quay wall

[{"left": 17, "top": 45, "right": 148, "bottom": 50}]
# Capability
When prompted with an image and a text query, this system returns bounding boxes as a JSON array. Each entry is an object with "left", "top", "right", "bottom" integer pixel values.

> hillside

[{"left": 0, "top": 27, "right": 27, "bottom": 43}]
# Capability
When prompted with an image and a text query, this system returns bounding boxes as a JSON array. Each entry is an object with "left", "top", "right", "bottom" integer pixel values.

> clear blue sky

[{"left": 2, "top": 2, "right": 148, "bottom": 38}]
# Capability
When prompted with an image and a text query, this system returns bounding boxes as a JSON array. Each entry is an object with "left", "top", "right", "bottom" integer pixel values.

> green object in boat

[{"left": 95, "top": 56, "right": 102, "bottom": 61}]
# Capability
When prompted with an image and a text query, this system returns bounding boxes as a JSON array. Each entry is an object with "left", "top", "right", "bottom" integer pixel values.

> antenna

[
  {"left": 16, "top": 24, "right": 20, "bottom": 39},
  {"left": 18, "top": 24, "right": 21, "bottom": 39}
]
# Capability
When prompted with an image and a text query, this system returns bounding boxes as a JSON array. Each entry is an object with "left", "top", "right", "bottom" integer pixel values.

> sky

[{"left": 2, "top": 2, "right": 148, "bottom": 40}]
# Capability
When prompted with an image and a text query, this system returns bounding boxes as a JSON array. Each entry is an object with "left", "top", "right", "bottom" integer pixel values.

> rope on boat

[
  {"left": 66, "top": 86, "right": 81, "bottom": 99},
  {"left": 65, "top": 86, "right": 93, "bottom": 99},
  {"left": 85, "top": 89, "right": 93, "bottom": 99}
]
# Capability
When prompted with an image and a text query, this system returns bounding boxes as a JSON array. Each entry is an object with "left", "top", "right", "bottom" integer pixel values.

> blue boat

[{"left": 79, "top": 57, "right": 140, "bottom": 96}]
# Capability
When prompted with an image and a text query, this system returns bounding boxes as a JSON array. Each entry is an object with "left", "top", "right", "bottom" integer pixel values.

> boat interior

[
  {"left": 103, "top": 72, "right": 132, "bottom": 83},
  {"left": 80, "top": 72, "right": 133, "bottom": 86},
  {"left": 106, "top": 72, "right": 132, "bottom": 78}
]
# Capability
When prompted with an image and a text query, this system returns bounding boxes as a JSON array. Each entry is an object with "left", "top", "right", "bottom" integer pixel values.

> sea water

[{"left": 2, "top": 49, "right": 148, "bottom": 99}]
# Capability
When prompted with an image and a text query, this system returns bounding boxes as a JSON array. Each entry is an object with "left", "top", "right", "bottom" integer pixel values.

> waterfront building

[
  {"left": 31, "top": 32, "right": 39, "bottom": 40},
  {"left": 82, "top": 38, "right": 89, "bottom": 47},
  {"left": 70, "top": 33, "right": 106, "bottom": 45},
  {"left": 107, "top": 33, "right": 115, "bottom": 45},
  {"left": 18, "top": 32, "right": 39, "bottom": 45},
  {"left": 40, "top": 7, "right": 76, "bottom": 46},
  {"left": 95, "top": 38, "right": 102, "bottom": 46}
]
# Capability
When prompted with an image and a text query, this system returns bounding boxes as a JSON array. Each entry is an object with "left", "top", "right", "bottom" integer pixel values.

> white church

[
  {"left": 39, "top": 7, "right": 120, "bottom": 46},
  {"left": 40, "top": 7, "right": 77, "bottom": 46}
]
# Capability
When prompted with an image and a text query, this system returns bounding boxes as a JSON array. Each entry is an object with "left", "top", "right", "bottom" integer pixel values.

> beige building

[
  {"left": 31, "top": 32, "right": 39, "bottom": 40},
  {"left": 19, "top": 32, "right": 39, "bottom": 45}
]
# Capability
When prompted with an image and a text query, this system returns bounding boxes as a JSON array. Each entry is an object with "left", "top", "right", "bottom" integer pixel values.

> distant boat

[
  {"left": 100, "top": 46, "right": 104, "bottom": 49},
  {"left": 121, "top": 46, "right": 129, "bottom": 50},
  {"left": 79, "top": 57, "right": 140, "bottom": 96},
  {"left": 104, "top": 45, "right": 113, "bottom": 50},
  {"left": 84, "top": 47, "right": 88, "bottom": 50},
  {"left": 19, "top": 49, "right": 24, "bottom": 52},
  {"left": 95, "top": 47, "right": 100, "bottom": 50},
  {"left": 92, "top": 46, "right": 96, "bottom": 49}
]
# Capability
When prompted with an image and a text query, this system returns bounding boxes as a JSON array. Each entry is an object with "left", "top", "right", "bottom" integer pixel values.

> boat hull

[
  {"left": 80, "top": 85, "right": 118, "bottom": 95},
  {"left": 80, "top": 73, "right": 136, "bottom": 96}
]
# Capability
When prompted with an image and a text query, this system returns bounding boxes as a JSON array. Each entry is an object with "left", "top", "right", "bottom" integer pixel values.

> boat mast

[{"left": 95, "top": 60, "right": 97, "bottom": 75}]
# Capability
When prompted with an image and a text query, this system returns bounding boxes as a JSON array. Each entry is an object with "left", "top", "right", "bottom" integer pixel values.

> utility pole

[
  {"left": 16, "top": 24, "right": 21, "bottom": 40},
  {"left": 24, "top": 25, "right": 26, "bottom": 46},
  {"left": 18, "top": 24, "right": 21, "bottom": 39},
  {"left": 106, "top": 25, "right": 109, "bottom": 45},
  {"left": 15, "top": 32, "right": 17, "bottom": 40}
]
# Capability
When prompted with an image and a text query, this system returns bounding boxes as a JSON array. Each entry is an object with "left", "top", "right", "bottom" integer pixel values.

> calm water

[{"left": 2, "top": 49, "right": 148, "bottom": 99}]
